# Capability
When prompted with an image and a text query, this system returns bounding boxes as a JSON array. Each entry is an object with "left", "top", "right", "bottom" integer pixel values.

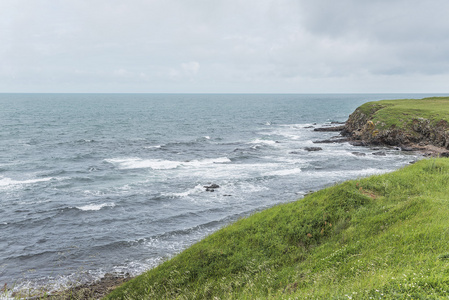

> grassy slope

[
  {"left": 105, "top": 158, "right": 449, "bottom": 299},
  {"left": 357, "top": 97, "right": 449, "bottom": 129}
]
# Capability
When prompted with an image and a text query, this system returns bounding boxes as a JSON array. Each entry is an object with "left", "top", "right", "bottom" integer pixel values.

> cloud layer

[{"left": 2, "top": 0, "right": 449, "bottom": 93}]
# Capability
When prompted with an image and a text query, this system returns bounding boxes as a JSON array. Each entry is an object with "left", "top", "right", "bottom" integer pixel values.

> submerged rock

[
  {"left": 304, "top": 147, "right": 323, "bottom": 152},
  {"left": 351, "top": 152, "right": 366, "bottom": 156},
  {"left": 204, "top": 184, "right": 220, "bottom": 192},
  {"left": 289, "top": 151, "right": 302, "bottom": 155},
  {"left": 350, "top": 141, "right": 369, "bottom": 147},
  {"left": 313, "top": 138, "right": 348, "bottom": 144},
  {"left": 204, "top": 184, "right": 219, "bottom": 189},
  {"left": 313, "top": 125, "right": 345, "bottom": 132}
]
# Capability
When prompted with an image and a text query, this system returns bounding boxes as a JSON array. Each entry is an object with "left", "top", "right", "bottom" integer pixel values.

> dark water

[{"left": 0, "top": 93, "right": 437, "bottom": 292}]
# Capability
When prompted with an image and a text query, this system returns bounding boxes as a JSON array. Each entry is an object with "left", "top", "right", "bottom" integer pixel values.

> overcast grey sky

[{"left": 2, "top": 0, "right": 449, "bottom": 93}]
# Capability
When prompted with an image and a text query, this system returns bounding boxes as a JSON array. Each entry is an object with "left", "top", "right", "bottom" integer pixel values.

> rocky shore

[
  {"left": 14, "top": 273, "right": 132, "bottom": 300},
  {"left": 337, "top": 98, "right": 449, "bottom": 157}
]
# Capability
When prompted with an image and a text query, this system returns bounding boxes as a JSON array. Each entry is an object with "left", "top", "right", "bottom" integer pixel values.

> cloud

[
  {"left": 182, "top": 61, "right": 200, "bottom": 76},
  {"left": 296, "top": 0, "right": 449, "bottom": 77},
  {"left": 1, "top": 0, "right": 449, "bottom": 92}
]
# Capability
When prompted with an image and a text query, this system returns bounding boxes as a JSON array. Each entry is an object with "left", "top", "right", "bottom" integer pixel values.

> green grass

[
  {"left": 357, "top": 97, "right": 449, "bottom": 129},
  {"left": 105, "top": 158, "right": 449, "bottom": 299}
]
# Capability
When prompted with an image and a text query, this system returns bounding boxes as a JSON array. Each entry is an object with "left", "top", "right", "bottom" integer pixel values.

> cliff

[{"left": 342, "top": 97, "right": 449, "bottom": 151}]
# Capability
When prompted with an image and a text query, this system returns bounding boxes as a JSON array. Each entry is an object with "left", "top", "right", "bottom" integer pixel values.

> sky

[{"left": 2, "top": 0, "right": 449, "bottom": 93}]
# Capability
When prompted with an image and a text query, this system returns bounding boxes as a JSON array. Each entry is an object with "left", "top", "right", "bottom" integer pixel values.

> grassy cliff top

[
  {"left": 357, "top": 97, "right": 449, "bottom": 129},
  {"left": 106, "top": 158, "right": 449, "bottom": 299}
]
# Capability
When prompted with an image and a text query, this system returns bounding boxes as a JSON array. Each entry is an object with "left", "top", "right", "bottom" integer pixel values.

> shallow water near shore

[{"left": 0, "top": 93, "right": 439, "bottom": 293}]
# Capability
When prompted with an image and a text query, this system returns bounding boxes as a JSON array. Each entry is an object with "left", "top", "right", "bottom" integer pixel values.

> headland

[{"left": 341, "top": 97, "right": 449, "bottom": 156}]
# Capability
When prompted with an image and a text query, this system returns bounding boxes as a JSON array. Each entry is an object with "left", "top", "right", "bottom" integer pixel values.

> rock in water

[
  {"left": 351, "top": 152, "right": 366, "bottom": 156},
  {"left": 313, "top": 125, "right": 345, "bottom": 132},
  {"left": 304, "top": 147, "right": 323, "bottom": 152},
  {"left": 204, "top": 184, "right": 220, "bottom": 192}
]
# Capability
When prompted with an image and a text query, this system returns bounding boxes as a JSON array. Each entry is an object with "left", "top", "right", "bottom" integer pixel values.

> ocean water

[{"left": 0, "top": 93, "right": 436, "bottom": 292}]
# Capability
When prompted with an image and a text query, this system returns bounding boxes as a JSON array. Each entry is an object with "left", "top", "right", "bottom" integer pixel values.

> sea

[{"left": 0, "top": 93, "right": 441, "bottom": 294}]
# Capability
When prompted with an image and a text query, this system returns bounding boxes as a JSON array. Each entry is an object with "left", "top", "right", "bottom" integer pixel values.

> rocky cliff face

[{"left": 342, "top": 107, "right": 449, "bottom": 149}]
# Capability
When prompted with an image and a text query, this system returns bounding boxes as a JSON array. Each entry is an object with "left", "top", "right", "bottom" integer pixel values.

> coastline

[
  {"left": 104, "top": 157, "right": 449, "bottom": 298},
  {"left": 314, "top": 124, "right": 448, "bottom": 157},
  {"left": 11, "top": 273, "right": 132, "bottom": 300},
  {"left": 19, "top": 96, "right": 449, "bottom": 299}
]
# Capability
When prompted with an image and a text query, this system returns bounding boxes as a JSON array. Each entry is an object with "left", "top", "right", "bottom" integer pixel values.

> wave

[
  {"left": 248, "top": 138, "right": 278, "bottom": 145},
  {"left": 161, "top": 184, "right": 205, "bottom": 198},
  {"left": 106, "top": 157, "right": 180, "bottom": 170},
  {"left": 263, "top": 168, "right": 302, "bottom": 177},
  {"left": 75, "top": 202, "right": 116, "bottom": 211},
  {"left": 105, "top": 157, "right": 231, "bottom": 170},
  {"left": 75, "top": 139, "right": 96, "bottom": 143},
  {"left": 0, "top": 176, "right": 54, "bottom": 189},
  {"left": 259, "top": 123, "right": 324, "bottom": 140},
  {"left": 306, "top": 168, "right": 392, "bottom": 179},
  {"left": 144, "top": 145, "right": 163, "bottom": 149}
]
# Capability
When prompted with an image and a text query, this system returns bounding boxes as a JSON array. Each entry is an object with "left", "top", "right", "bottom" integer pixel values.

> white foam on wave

[
  {"left": 236, "top": 183, "right": 270, "bottom": 193},
  {"left": 249, "top": 138, "right": 277, "bottom": 145},
  {"left": 309, "top": 168, "right": 391, "bottom": 179},
  {"left": 83, "top": 190, "right": 106, "bottom": 196},
  {"left": 278, "top": 123, "right": 309, "bottom": 128},
  {"left": 0, "top": 176, "right": 54, "bottom": 188},
  {"left": 76, "top": 202, "right": 116, "bottom": 211},
  {"left": 106, "top": 157, "right": 181, "bottom": 170},
  {"left": 162, "top": 184, "right": 205, "bottom": 198},
  {"left": 106, "top": 157, "right": 231, "bottom": 170},
  {"left": 264, "top": 168, "right": 302, "bottom": 177},
  {"left": 144, "top": 145, "right": 163, "bottom": 149},
  {"left": 7, "top": 269, "right": 104, "bottom": 299},
  {"left": 77, "top": 139, "right": 94, "bottom": 143},
  {"left": 186, "top": 157, "right": 231, "bottom": 167},
  {"left": 260, "top": 128, "right": 303, "bottom": 140},
  {"left": 171, "top": 162, "right": 284, "bottom": 182}
]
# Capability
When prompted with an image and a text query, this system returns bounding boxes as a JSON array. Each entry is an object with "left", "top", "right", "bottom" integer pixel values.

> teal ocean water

[{"left": 0, "top": 93, "right": 438, "bottom": 292}]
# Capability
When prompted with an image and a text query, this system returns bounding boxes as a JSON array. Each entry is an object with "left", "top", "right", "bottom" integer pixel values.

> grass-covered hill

[
  {"left": 343, "top": 97, "right": 449, "bottom": 149},
  {"left": 106, "top": 158, "right": 449, "bottom": 299}
]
